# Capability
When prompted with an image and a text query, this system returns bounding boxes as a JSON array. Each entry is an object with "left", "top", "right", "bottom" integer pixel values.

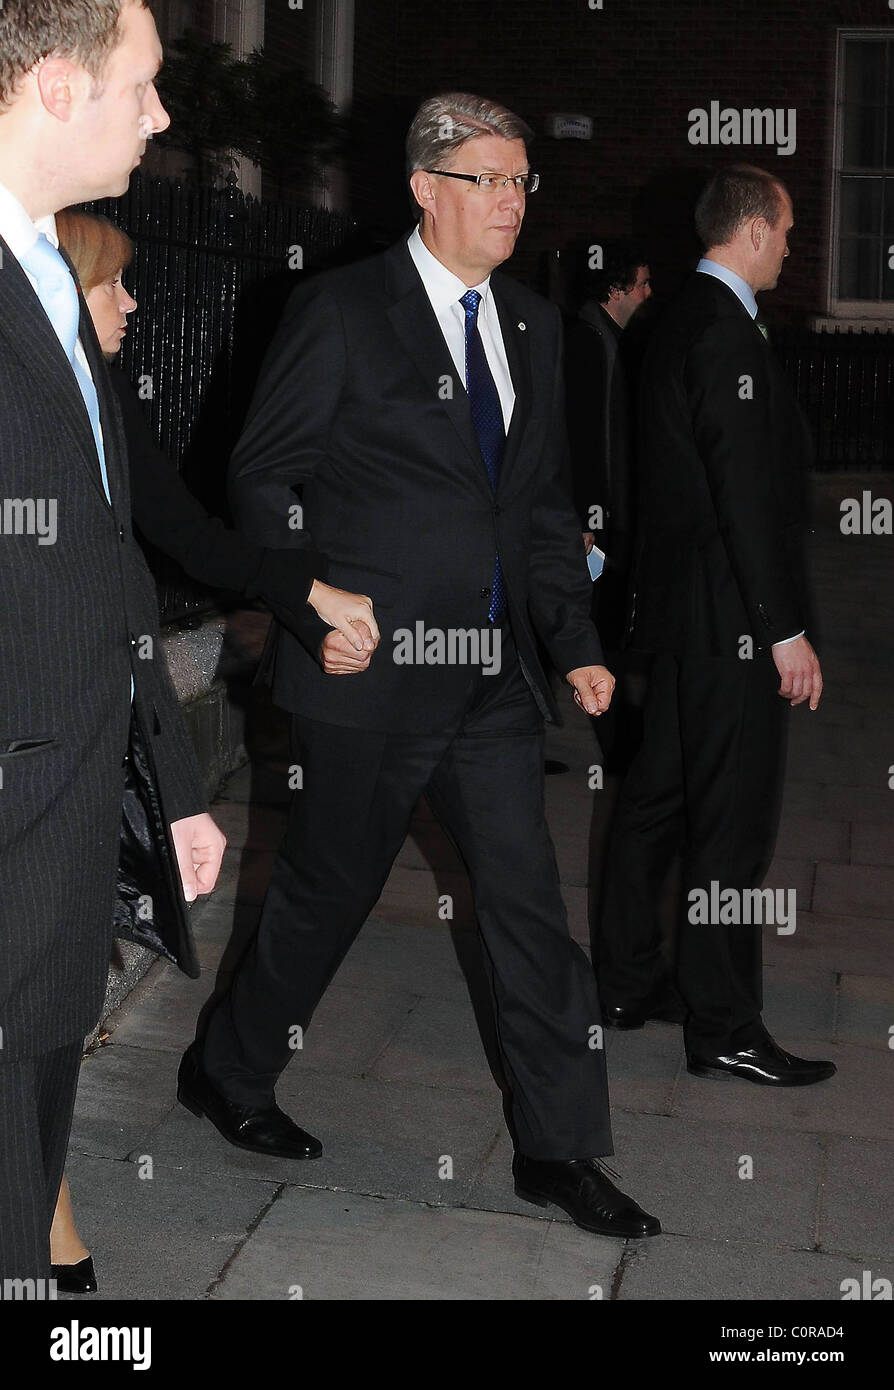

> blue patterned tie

[
  {"left": 19, "top": 233, "right": 111, "bottom": 503},
  {"left": 460, "top": 289, "right": 507, "bottom": 624}
]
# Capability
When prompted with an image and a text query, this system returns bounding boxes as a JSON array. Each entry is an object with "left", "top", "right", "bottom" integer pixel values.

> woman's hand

[{"left": 308, "top": 581, "right": 380, "bottom": 668}]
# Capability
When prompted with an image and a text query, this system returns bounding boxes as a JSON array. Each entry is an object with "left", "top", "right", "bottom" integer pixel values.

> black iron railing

[
  {"left": 86, "top": 174, "right": 354, "bottom": 623},
  {"left": 775, "top": 326, "right": 894, "bottom": 472}
]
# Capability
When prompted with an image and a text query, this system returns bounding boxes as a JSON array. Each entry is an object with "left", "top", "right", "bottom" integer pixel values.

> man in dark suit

[
  {"left": 0, "top": 0, "right": 228, "bottom": 1284},
  {"left": 565, "top": 241, "right": 652, "bottom": 779},
  {"left": 185, "top": 93, "right": 660, "bottom": 1239},
  {"left": 564, "top": 239, "right": 652, "bottom": 610},
  {"left": 596, "top": 165, "right": 835, "bottom": 1086}
]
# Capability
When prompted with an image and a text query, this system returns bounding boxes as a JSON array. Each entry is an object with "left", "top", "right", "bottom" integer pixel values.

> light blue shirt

[{"left": 696, "top": 257, "right": 758, "bottom": 319}]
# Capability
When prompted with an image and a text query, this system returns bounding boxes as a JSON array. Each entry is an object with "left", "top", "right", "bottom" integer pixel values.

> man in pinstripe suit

[{"left": 0, "top": 0, "right": 226, "bottom": 1283}]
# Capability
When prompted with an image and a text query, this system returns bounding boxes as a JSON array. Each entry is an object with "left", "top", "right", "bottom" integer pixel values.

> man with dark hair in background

[
  {"left": 565, "top": 239, "right": 652, "bottom": 610},
  {"left": 595, "top": 165, "right": 835, "bottom": 1088},
  {"left": 565, "top": 240, "right": 652, "bottom": 785}
]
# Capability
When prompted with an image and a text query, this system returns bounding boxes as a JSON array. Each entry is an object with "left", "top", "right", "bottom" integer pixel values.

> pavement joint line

[
  {"left": 813, "top": 1135, "right": 830, "bottom": 1254},
  {"left": 357, "top": 994, "right": 426, "bottom": 1075},
  {"left": 609, "top": 1241, "right": 639, "bottom": 1299},
  {"left": 478, "top": 1128, "right": 504, "bottom": 1171},
  {"left": 203, "top": 1180, "right": 290, "bottom": 1298},
  {"left": 831, "top": 970, "right": 843, "bottom": 1042}
]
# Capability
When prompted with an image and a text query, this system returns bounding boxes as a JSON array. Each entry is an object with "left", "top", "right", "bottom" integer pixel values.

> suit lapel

[
  {"left": 0, "top": 234, "right": 112, "bottom": 509},
  {"left": 491, "top": 277, "right": 532, "bottom": 493},
  {"left": 385, "top": 243, "right": 493, "bottom": 499}
]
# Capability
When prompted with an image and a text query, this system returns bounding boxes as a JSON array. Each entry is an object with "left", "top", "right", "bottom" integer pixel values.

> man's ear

[
  {"left": 750, "top": 216, "right": 768, "bottom": 251},
  {"left": 409, "top": 169, "right": 437, "bottom": 221},
  {"left": 35, "top": 57, "right": 82, "bottom": 123}
]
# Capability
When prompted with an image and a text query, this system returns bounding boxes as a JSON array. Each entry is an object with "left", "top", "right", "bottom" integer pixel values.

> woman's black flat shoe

[{"left": 51, "top": 1255, "right": 98, "bottom": 1293}]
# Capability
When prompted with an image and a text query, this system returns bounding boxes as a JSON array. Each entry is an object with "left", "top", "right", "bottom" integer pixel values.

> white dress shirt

[
  {"left": 0, "top": 179, "right": 108, "bottom": 480},
  {"left": 407, "top": 224, "right": 515, "bottom": 432}
]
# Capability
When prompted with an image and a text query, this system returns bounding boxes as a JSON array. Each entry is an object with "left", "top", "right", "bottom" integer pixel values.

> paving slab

[
  {"left": 603, "top": 1022, "right": 683, "bottom": 1116},
  {"left": 763, "top": 857, "right": 816, "bottom": 908},
  {"left": 108, "top": 959, "right": 209, "bottom": 1054},
  {"left": 616, "top": 1232, "right": 887, "bottom": 1301},
  {"left": 58, "top": 1150, "right": 276, "bottom": 1302},
  {"left": 813, "top": 863, "right": 894, "bottom": 919},
  {"left": 851, "top": 821, "right": 894, "bottom": 867},
  {"left": 369, "top": 991, "right": 501, "bottom": 1094},
  {"left": 147, "top": 1069, "right": 504, "bottom": 1207},
  {"left": 330, "top": 917, "right": 475, "bottom": 1001},
  {"left": 820, "top": 1136, "right": 894, "bottom": 1260},
  {"left": 210, "top": 1186, "right": 622, "bottom": 1301},
  {"left": 608, "top": 1110, "right": 823, "bottom": 1249},
  {"left": 774, "top": 814, "right": 850, "bottom": 863},
  {"left": 835, "top": 973, "right": 894, "bottom": 1051},
  {"left": 68, "top": 1044, "right": 180, "bottom": 1160},
  {"left": 464, "top": 1127, "right": 574, "bottom": 1224},
  {"left": 671, "top": 1042, "right": 893, "bottom": 1142},
  {"left": 766, "top": 911, "right": 894, "bottom": 978},
  {"left": 761, "top": 963, "right": 838, "bottom": 1041}
]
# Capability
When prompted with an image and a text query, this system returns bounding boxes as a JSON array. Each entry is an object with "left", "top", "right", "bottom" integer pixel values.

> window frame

[{"left": 828, "top": 28, "right": 894, "bottom": 320}]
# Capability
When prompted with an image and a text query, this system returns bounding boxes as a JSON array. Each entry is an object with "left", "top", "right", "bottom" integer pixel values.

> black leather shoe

[
  {"left": 687, "top": 1035, "right": 836, "bottom": 1086},
  {"left": 602, "top": 986, "right": 687, "bottom": 1030},
  {"left": 513, "top": 1155, "right": 661, "bottom": 1239},
  {"left": 177, "top": 1043, "right": 322, "bottom": 1159},
  {"left": 51, "top": 1256, "right": 97, "bottom": 1294}
]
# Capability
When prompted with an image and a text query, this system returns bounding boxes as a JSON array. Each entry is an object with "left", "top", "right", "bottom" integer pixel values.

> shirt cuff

[{"left": 771, "top": 631, "right": 805, "bottom": 648}]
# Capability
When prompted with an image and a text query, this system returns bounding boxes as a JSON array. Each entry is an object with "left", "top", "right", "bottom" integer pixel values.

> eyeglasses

[{"left": 424, "top": 169, "right": 540, "bottom": 194}]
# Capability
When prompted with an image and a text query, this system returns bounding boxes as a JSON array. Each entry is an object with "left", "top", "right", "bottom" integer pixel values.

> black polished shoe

[
  {"left": 51, "top": 1255, "right": 97, "bottom": 1294},
  {"left": 177, "top": 1043, "right": 322, "bottom": 1159},
  {"left": 602, "top": 986, "right": 687, "bottom": 1030},
  {"left": 687, "top": 1034, "right": 836, "bottom": 1086},
  {"left": 513, "top": 1155, "right": 661, "bottom": 1239}
]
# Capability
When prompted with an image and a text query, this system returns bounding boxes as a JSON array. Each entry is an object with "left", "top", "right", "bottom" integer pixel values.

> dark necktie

[{"left": 460, "top": 289, "right": 506, "bottom": 623}]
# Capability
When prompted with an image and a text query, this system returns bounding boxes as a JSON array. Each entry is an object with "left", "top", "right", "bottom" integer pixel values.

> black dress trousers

[
  {"left": 203, "top": 632, "right": 613, "bottom": 1160},
  {"left": 596, "top": 651, "right": 788, "bottom": 1054}
]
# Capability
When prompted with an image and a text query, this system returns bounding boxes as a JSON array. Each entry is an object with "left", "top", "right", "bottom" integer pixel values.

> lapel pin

[{"left": 518, "top": 321, "right": 526, "bottom": 331}]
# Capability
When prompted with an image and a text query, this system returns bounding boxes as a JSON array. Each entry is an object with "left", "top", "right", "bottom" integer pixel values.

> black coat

[
  {"left": 110, "top": 367, "right": 328, "bottom": 626},
  {"left": 629, "top": 273, "right": 813, "bottom": 657},
  {"left": 228, "top": 234, "right": 603, "bottom": 733},
  {"left": 564, "top": 300, "right": 633, "bottom": 568},
  {"left": 0, "top": 237, "right": 207, "bottom": 1059}
]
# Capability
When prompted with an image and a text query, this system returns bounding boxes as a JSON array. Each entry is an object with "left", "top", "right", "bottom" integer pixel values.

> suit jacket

[
  {"left": 228, "top": 234, "right": 603, "bottom": 733},
  {"left": 629, "top": 273, "right": 813, "bottom": 657},
  {"left": 0, "top": 236, "right": 207, "bottom": 1060},
  {"left": 564, "top": 300, "right": 633, "bottom": 569}
]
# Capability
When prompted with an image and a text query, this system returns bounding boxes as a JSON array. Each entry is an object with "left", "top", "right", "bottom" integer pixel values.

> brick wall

[{"left": 345, "top": 0, "right": 893, "bottom": 320}]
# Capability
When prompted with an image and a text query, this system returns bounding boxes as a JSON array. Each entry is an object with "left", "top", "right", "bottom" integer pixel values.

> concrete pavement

[{"left": 61, "top": 518, "right": 894, "bottom": 1301}]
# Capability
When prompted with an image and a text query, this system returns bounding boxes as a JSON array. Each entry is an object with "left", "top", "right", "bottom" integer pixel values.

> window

[{"left": 832, "top": 32, "right": 894, "bottom": 314}]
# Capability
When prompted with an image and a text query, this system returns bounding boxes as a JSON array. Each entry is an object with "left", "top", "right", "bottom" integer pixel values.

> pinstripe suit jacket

[{"left": 0, "top": 234, "right": 207, "bottom": 1060}]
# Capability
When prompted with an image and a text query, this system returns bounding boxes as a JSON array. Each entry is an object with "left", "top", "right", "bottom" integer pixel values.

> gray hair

[{"left": 406, "top": 92, "right": 532, "bottom": 219}]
